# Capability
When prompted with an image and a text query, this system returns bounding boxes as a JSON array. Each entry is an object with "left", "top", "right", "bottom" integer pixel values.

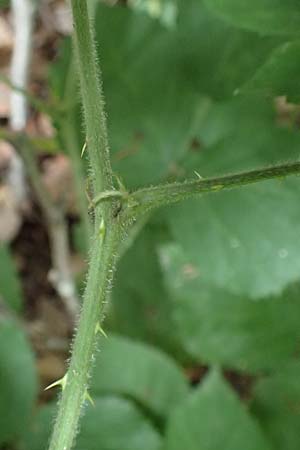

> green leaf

[
  {"left": 204, "top": 0, "right": 300, "bottom": 36},
  {"left": 251, "top": 362, "right": 300, "bottom": 450},
  {"left": 166, "top": 96, "right": 300, "bottom": 298},
  {"left": 160, "top": 243, "right": 300, "bottom": 372},
  {"left": 77, "top": 397, "right": 162, "bottom": 450},
  {"left": 165, "top": 370, "right": 271, "bottom": 450},
  {"left": 23, "top": 397, "right": 162, "bottom": 450},
  {"left": 20, "top": 404, "right": 53, "bottom": 450},
  {"left": 110, "top": 223, "right": 180, "bottom": 354},
  {"left": 93, "top": 2, "right": 199, "bottom": 188},
  {"left": 0, "top": 245, "right": 23, "bottom": 312},
  {"left": 52, "top": 1, "right": 278, "bottom": 188},
  {"left": 49, "top": 37, "right": 73, "bottom": 102},
  {"left": 95, "top": 1, "right": 278, "bottom": 187},
  {"left": 242, "top": 41, "right": 300, "bottom": 102},
  {"left": 91, "top": 334, "right": 189, "bottom": 418},
  {"left": 0, "top": 317, "right": 37, "bottom": 445}
]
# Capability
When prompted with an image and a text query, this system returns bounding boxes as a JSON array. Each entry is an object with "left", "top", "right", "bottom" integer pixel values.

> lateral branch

[{"left": 129, "top": 161, "right": 300, "bottom": 214}]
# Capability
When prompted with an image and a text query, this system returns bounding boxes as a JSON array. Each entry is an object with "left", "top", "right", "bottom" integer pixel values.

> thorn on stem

[
  {"left": 45, "top": 373, "right": 68, "bottom": 392},
  {"left": 194, "top": 170, "right": 203, "bottom": 180},
  {"left": 95, "top": 321, "right": 107, "bottom": 338},
  {"left": 81, "top": 141, "right": 87, "bottom": 158},
  {"left": 113, "top": 173, "right": 126, "bottom": 192},
  {"left": 84, "top": 389, "right": 95, "bottom": 406}
]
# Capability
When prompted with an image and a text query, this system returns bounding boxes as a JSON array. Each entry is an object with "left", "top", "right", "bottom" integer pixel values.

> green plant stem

[
  {"left": 47, "top": 1, "right": 300, "bottom": 448},
  {"left": 71, "top": 0, "right": 113, "bottom": 203},
  {"left": 48, "top": 2, "right": 120, "bottom": 449},
  {"left": 48, "top": 224, "right": 122, "bottom": 450},
  {"left": 128, "top": 161, "right": 300, "bottom": 215}
]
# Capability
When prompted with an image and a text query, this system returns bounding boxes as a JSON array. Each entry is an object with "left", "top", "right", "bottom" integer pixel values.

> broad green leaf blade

[
  {"left": 77, "top": 397, "right": 162, "bottom": 450},
  {"left": 51, "top": 1, "right": 278, "bottom": 188},
  {"left": 176, "top": 1, "right": 278, "bottom": 100},
  {"left": 91, "top": 334, "right": 189, "bottom": 417},
  {"left": 160, "top": 243, "right": 300, "bottom": 372},
  {"left": 0, "top": 317, "right": 37, "bottom": 445},
  {"left": 20, "top": 404, "right": 53, "bottom": 450},
  {"left": 95, "top": 1, "right": 278, "bottom": 187},
  {"left": 0, "top": 245, "right": 23, "bottom": 312},
  {"left": 251, "top": 362, "right": 300, "bottom": 450},
  {"left": 242, "top": 41, "right": 300, "bottom": 102},
  {"left": 49, "top": 38, "right": 73, "bottom": 102},
  {"left": 166, "top": 97, "right": 300, "bottom": 298},
  {"left": 204, "top": 0, "right": 300, "bottom": 36},
  {"left": 165, "top": 370, "right": 271, "bottom": 450},
  {"left": 94, "top": 3, "right": 199, "bottom": 188},
  {"left": 22, "top": 397, "right": 162, "bottom": 450},
  {"left": 110, "top": 224, "right": 180, "bottom": 354}
]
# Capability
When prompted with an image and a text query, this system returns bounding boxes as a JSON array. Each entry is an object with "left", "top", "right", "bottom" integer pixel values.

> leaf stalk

[{"left": 128, "top": 161, "right": 300, "bottom": 216}]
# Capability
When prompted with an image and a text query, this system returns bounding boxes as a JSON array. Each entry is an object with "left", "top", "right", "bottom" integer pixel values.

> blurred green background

[{"left": 1, "top": 0, "right": 300, "bottom": 449}]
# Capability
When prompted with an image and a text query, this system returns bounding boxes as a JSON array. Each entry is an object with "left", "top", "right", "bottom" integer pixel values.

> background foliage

[{"left": 1, "top": 0, "right": 300, "bottom": 449}]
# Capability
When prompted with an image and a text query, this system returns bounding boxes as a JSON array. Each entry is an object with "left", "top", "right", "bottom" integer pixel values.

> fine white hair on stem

[{"left": 10, "top": 0, "right": 36, "bottom": 131}]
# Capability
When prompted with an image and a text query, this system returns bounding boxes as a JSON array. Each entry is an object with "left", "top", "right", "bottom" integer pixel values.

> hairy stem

[
  {"left": 71, "top": 0, "right": 113, "bottom": 203},
  {"left": 48, "top": 223, "right": 121, "bottom": 450},
  {"left": 48, "top": 2, "right": 119, "bottom": 449},
  {"left": 47, "top": 0, "right": 300, "bottom": 448},
  {"left": 128, "top": 161, "right": 300, "bottom": 215}
]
